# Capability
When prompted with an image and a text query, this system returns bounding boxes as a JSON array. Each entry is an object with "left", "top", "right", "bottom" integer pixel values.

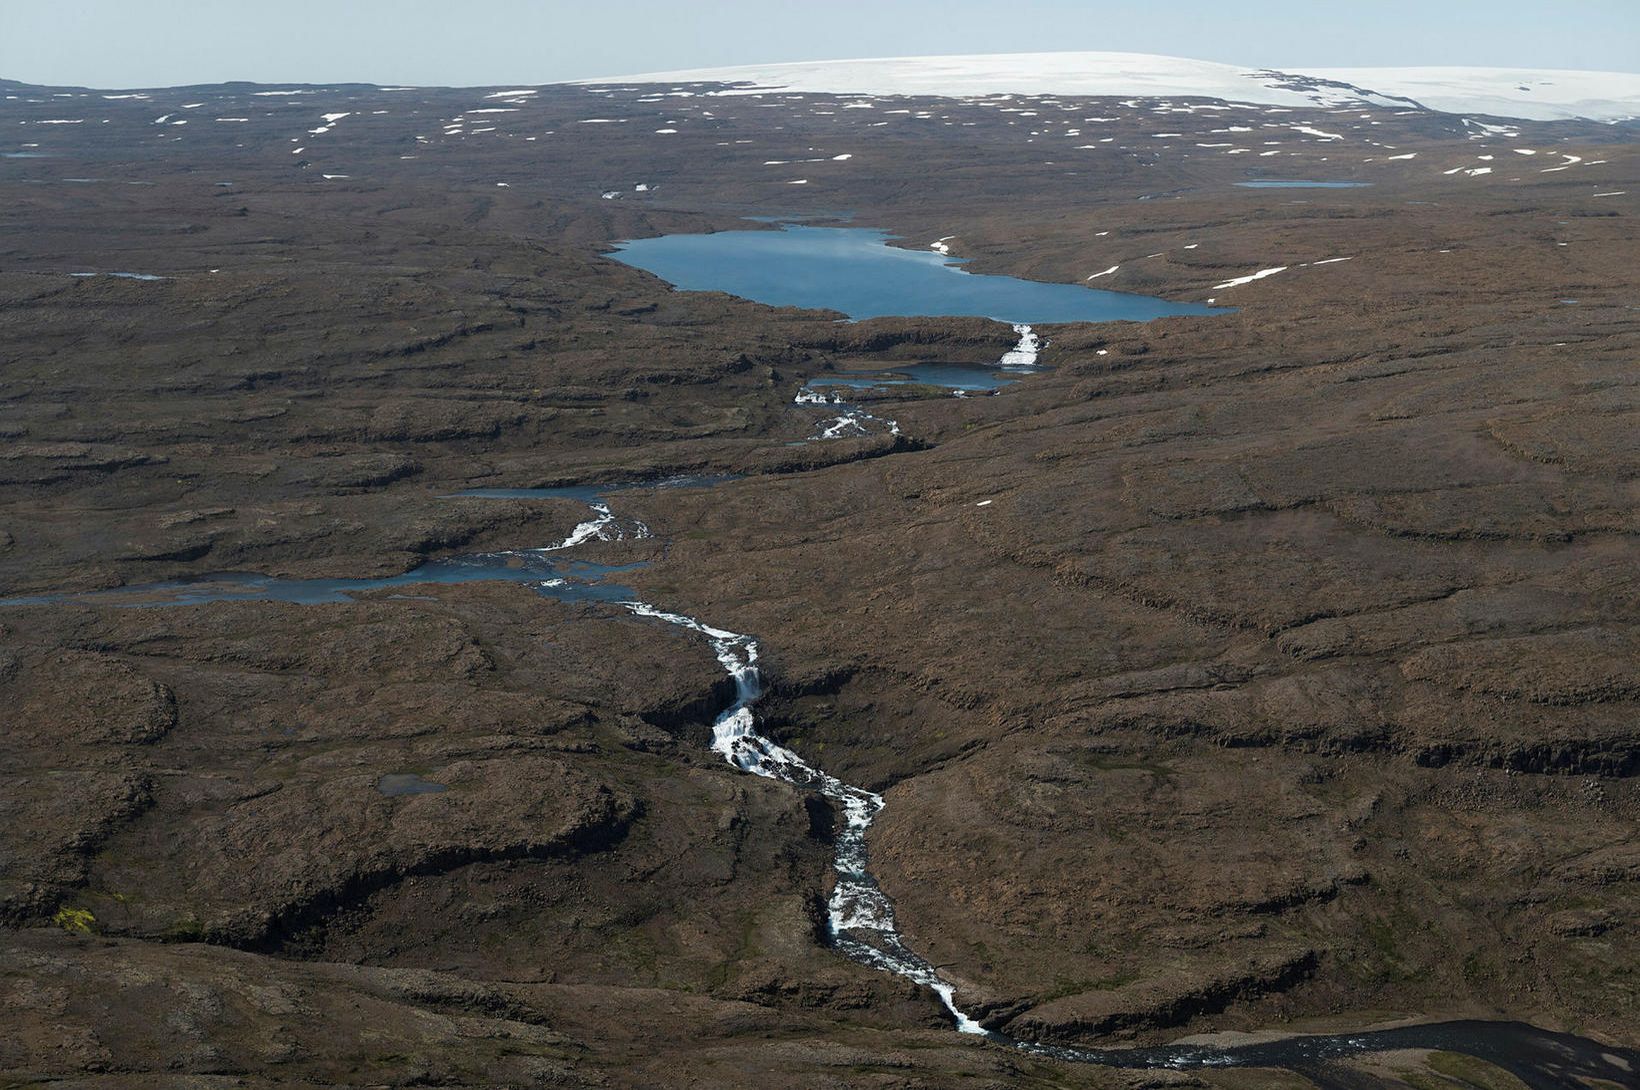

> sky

[{"left": 3, "top": 0, "right": 1637, "bottom": 89}]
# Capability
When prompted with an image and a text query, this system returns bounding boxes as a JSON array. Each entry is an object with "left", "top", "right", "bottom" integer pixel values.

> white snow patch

[
  {"left": 1086, "top": 265, "right": 1120, "bottom": 281},
  {"left": 581, "top": 53, "right": 1640, "bottom": 122},
  {"left": 583, "top": 52, "right": 1347, "bottom": 110},
  {"left": 1312, "top": 65, "right": 1640, "bottom": 122},
  {"left": 1213, "top": 266, "right": 1289, "bottom": 290}
]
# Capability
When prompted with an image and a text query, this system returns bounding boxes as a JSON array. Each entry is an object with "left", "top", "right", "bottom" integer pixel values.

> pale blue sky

[{"left": 3, "top": 0, "right": 1636, "bottom": 89}]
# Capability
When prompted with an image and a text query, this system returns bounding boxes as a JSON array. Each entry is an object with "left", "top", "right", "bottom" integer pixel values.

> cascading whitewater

[
  {"left": 998, "top": 323, "right": 1042, "bottom": 368},
  {"left": 533, "top": 501, "right": 650, "bottom": 552},
  {"left": 794, "top": 386, "right": 901, "bottom": 440},
  {"left": 619, "top": 599, "right": 986, "bottom": 1035}
]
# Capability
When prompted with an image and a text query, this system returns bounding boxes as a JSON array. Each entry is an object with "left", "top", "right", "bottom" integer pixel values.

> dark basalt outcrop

[{"left": 997, "top": 949, "right": 1322, "bottom": 1043}]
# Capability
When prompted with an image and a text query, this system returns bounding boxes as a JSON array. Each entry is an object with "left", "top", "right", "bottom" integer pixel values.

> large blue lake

[{"left": 609, "top": 225, "right": 1221, "bottom": 323}]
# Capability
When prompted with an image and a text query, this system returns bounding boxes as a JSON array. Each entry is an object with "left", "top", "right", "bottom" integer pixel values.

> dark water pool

[
  {"left": 1026, "top": 1018, "right": 1639, "bottom": 1090},
  {"left": 377, "top": 773, "right": 448, "bottom": 797},
  {"left": 806, "top": 362, "right": 1024, "bottom": 393},
  {"left": 609, "top": 225, "right": 1222, "bottom": 323}
]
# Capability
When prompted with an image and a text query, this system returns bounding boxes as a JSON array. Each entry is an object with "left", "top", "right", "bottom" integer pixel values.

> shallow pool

[{"left": 806, "top": 362, "right": 1025, "bottom": 393}]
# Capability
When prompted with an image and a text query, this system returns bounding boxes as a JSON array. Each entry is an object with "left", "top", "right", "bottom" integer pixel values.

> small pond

[
  {"left": 806, "top": 363, "right": 1026, "bottom": 393},
  {"left": 377, "top": 773, "right": 449, "bottom": 797}
]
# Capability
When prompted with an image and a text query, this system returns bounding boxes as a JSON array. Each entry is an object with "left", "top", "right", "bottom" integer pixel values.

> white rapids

[
  {"left": 533, "top": 501, "right": 650, "bottom": 552},
  {"left": 998, "top": 323, "right": 1042, "bottom": 369},
  {"left": 794, "top": 387, "right": 902, "bottom": 440},
  {"left": 619, "top": 599, "right": 988, "bottom": 1035},
  {"left": 525, "top": 482, "right": 984, "bottom": 1033}
]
